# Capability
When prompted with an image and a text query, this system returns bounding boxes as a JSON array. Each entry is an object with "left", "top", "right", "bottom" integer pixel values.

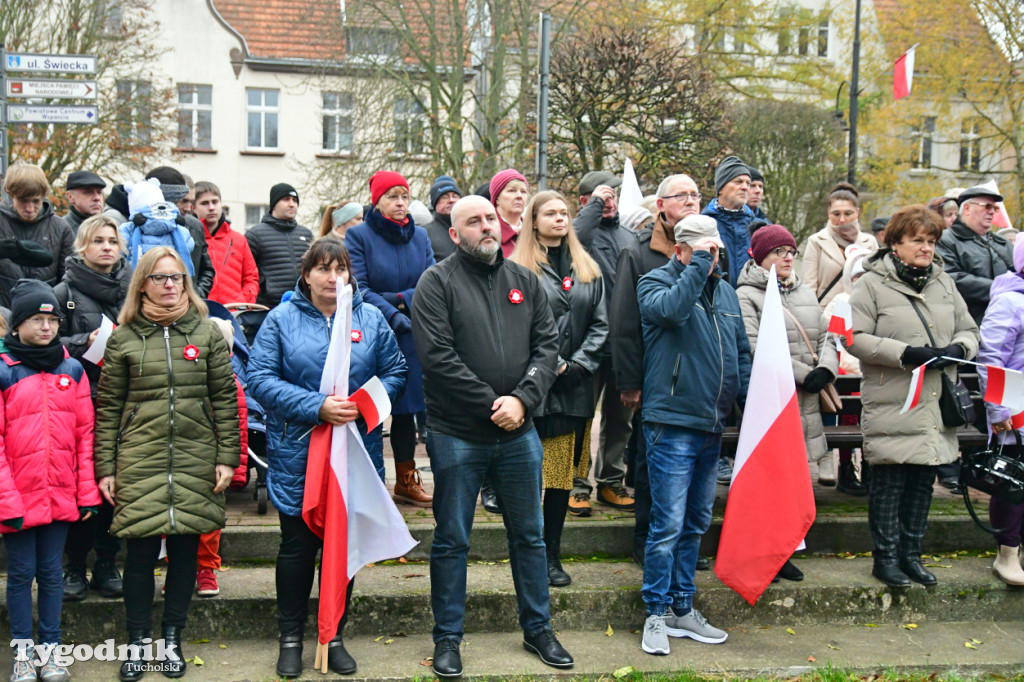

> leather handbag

[
  {"left": 960, "top": 430, "right": 1024, "bottom": 534},
  {"left": 781, "top": 307, "right": 842, "bottom": 414},
  {"left": 905, "top": 297, "right": 975, "bottom": 428}
]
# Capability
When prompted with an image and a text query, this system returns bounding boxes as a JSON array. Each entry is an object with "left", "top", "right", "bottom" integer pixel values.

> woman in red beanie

[
  {"left": 490, "top": 169, "right": 530, "bottom": 257},
  {"left": 345, "top": 170, "right": 435, "bottom": 507}
]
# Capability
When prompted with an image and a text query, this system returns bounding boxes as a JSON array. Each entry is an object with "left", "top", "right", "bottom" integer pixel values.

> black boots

[
  {"left": 327, "top": 633, "right": 357, "bottom": 674},
  {"left": 160, "top": 625, "right": 185, "bottom": 678},
  {"left": 91, "top": 560, "right": 125, "bottom": 598},
  {"left": 119, "top": 629, "right": 150, "bottom": 682},
  {"left": 547, "top": 549, "right": 571, "bottom": 587},
  {"left": 837, "top": 461, "right": 868, "bottom": 496},
  {"left": 276, "top": 633, "right": 303, "bottom": 678}
]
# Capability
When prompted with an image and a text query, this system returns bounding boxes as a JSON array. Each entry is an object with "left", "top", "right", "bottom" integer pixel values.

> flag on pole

[
  {"left": 301, "top": 285, "right": 417, "bottom": 668},
  {"left": 619, "top": 158, "right": 644, "bottom": 213},
  {"left": 983, "top": 365, "right": 1024, "bottom": 413},
  {"left": 827, "top": 299, "right": 854, "bottom": 351},
  {"left": 715, "top": 265, "right": 816, "bottom": 606},
  {"left": 893, "top": 45, "right": 917, "bottom": 100},
  {"left": 899, "top": 364, "right": 928, "bottom": 414}
]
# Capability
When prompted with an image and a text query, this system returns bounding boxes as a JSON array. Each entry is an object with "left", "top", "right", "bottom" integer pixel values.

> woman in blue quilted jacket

[{"left": 247, "top": 237, "right": 407, "bottom": 678}]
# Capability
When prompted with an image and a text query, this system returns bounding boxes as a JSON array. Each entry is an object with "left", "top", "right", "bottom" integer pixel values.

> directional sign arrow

[
  {"left": 5, "top": 79, "right": 98, "bottom": 100},
  {"left": 7, "top": 105, "right": 100, "bottom": 125}
]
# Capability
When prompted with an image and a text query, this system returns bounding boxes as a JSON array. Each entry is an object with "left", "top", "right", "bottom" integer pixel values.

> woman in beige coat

[
  {"left": 847, "top": 206, "right": 979, "bottom": 589},
  {"left": 802, "top": 183, "right": 878, "bottom": 309}
]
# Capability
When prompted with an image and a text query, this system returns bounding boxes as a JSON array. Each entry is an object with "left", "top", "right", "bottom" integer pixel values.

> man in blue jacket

[
  {"left": 636, "top": 214, "right": 751, "bottom": 656},
  {"left": 701, "top": 156, "right": 754, "bottom": 288}
]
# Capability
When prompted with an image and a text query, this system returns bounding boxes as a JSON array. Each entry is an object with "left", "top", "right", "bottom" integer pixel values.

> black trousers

[
  {"left": 632, "top": 411, "right": 651, "bottom": 553},
  {"left": 390, "top": 414, "right": 417, "bottom": 465},
  {"left": 276, "top": 512, "right": 354, "bottom": 637},
  {"left": 123, "top": 534, "right": 200, "bottom": 630},
  {"left": 868, "top": 463, "right": 936, "bottom": 565},
  {"left": 65, "top": 500, "right": 120, "bottom": 569}
]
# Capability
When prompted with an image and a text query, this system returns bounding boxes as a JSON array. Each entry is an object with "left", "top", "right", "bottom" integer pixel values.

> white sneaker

[
  {"left": 664, "top": 608, "right": 728, "bottom": 644},
  {"left": 641, "top": 614, "right": 670, "bottom": 655}
]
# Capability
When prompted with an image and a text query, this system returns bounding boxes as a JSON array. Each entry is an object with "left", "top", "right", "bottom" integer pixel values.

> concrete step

[
  {"left": 1, "top": 621, "right": 1022, "bottom": 681},
  {"left": 7, "top": 556, "right": 1023, "bottom": 643}
]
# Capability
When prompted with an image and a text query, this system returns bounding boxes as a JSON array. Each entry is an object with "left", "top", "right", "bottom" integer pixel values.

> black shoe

[
  {"left": 837, "top": 462, "right": 868, "bottom": 496},
  {"left": 940, "top": 476, "right": 963, "bottom": 495},
  {"left": 480, "top": 484, "right": 501, "bottom": 514},
  {"left": 327, "top": 635, "right": 357, "bottom": 674},
  {"left": 119, "top": 629, "right": 150, "bottom": 682},
  {"left": 632, "top": 545, "right": 645, "bottom": 569},
  {"left": 63, "top": 566, "right": 87, "bottom": 602},
  {"left": 523, "top": 629, "right": 574, "bottom": 668},
  {"left": 91, "top": 560, "right": 124, "bottom": 598},
  {"left": 900, "top": 558, "right": 938, "bottom": 586},
  {"left": 696, "top": 556, "right": 710, "bottom": 571},
  {"left": 160, "top": 625, "right": 185, "bottom": 678},
  {"left": 872, "top": 564, "right": 911, "bottom": 588},
  {"left": 776, "top": 559, "right": 804, "bottom": 582},
  {"left": 547, "top": 555, "right": 571, "bottom": 587},
  {"left": 276, "top": 633, "right": 303, "bottom": 678},
  {"left": 432, "top": 639, "right": 463, "bottom": 677}
]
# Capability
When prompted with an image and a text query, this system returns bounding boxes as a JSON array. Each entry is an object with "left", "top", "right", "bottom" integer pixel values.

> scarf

[
  {"left": 140, "top": 293, "right": 190, "bottom": 327},
  {"left": 754, "top": 264, "right": 797, "bottom": 293},
  {"left": 828, "top": 220, "right": 861, "bottom": 247},
  {"left": 888, "top": 250, "right": 932, "bottom": 292},
  {"left": 3, "top": 334, "right": 65, "bottom": 371},
  {"left": 366, "top": 208, "right": 414, "bottom": 245},
  {"left": 544, "top": 242, "right": 572, "bottom": 279}
]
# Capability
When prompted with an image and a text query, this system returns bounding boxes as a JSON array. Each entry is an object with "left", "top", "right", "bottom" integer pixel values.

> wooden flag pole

[{"left": 314, "top": 641, "right": 326, "bottom": 674}]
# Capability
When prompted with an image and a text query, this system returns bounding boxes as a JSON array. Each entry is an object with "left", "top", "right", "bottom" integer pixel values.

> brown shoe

[
  {"left": 597, "top": 484, "right": 635, "bottom": 511},
  {"left": 394, "top": 460, "right": 432, "bottom": 507},
  {"left": 567, "top": 492, "right": 591, "bottom": 517}
]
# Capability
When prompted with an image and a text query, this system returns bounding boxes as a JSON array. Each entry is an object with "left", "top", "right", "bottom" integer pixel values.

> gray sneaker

[
  {"left": 38, "top": 657, "right": 70, "bottom": 682},
  {"left": 664, "top": 608, "right": 728, "bottom": 644},
  {"left": 9, "top": 646, "right": 36, "bottom": 682},
  {"left": 641, "top": 614, "right": 670, "bottom": 655}
]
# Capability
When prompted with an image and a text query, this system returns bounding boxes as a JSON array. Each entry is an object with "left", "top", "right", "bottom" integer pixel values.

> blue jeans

[
  {"left": 642, "top": 423, "right": 719, "bottom": 616},
  {"left": 4, "top": 522, "right": 69, "bottom": 644},
  {"left": 428, "top": 428, "right": 551, "bottom": 643}
]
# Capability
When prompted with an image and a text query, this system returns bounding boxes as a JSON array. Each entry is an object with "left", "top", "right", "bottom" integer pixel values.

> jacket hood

[
  {"left": 990, "top": 271, "right": 1024, "bottom": 300},
  {"left": 736, "top": 258, "right": 802, "bottom": 290},
  {"left": 260, "top": 214, "right": 300, "bottom": 232},
  {"left": 63, "top": 255, "right": 131, "bottom": 306},
  {"left": 105, "top": 184, "right": 129, "bottom": 216},
  {"left": 0, "top": 199, "right": 55, "bottom": 224}
]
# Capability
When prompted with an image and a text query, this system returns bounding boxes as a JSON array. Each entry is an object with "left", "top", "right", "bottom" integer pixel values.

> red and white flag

[
  {"left": 984, "top": 365, "right": 1024, "bottom": 413},
  {"left": 715, "top": 265, "right": 816, "bottom": 606},
  {"left": 302, "top": 285, "right": 417, "bottom": 654},
  {"left": 977, "top": 179, "right": 1014, "bottom": 230},
  {"left": 899, "top": 363, "right": 928, "bottom": 414},
  {"left": 828, "top": 299, "right": 854, "bottom": 352},
  {"left": 893, "top": 45, "right": 917, "bottom": 100}
]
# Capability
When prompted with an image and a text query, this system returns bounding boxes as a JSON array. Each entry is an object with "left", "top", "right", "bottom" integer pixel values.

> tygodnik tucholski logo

[{"left": 11, "top": 637, "right": 182, "bottom": 670}]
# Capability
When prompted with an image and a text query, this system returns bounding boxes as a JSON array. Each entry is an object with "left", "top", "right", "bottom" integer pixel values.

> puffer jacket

[
  {"left": 978, "top": 271, "right": 1024, "bottom": 437},
  {"left": 247, "top": 285, "right": 407, "bottom": 517},
  {"left": 846, "top": 251, "right": 979, "bottom": 466},
  {"left": 345, "top": 209, "right": 434, "bottom": 415},
  {"left": 532, "top": 254, "right": 608, "bottom": 419},
  {"left": 802, "top": 225, "right": 878, "bottom": 308},
  {"left": 0, "top": 349, "right": 100, "bottom": 532},
  {"left": 736, "top": 260, "right": 838, "bottom": 463},
  {"left": 638, "top": 251, "right": 751, "bottom": 432},
  {"left": 573, "top": 197, "right": 635, "bottom": 296},
  {"left": 937, "top": 218, "right": 1014, "bottom": 324},
  {"left": 701, "top": 198, "right": 753, "bottom": 288},
  {"left": 54, "top": 255, "right": 132, "bottom": 400},
  {"left": 245, "top": 214, "right": 315, "bottom": 307},
  {"left": 0, "top": 200, "right": 75, "bottom": 308},
  {"left": 423, "top": 211, "right": 457, "bottom": 262},
  {"left": 94, "top": 305, "right": 241, "bottom": 538},
  {"left": 203, "top": 216, "right": 260, "bottom": 304}
]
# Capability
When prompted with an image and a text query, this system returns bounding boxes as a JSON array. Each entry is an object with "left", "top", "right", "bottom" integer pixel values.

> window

[
  {"left": 246, "top": 88, "right": 279, "bottom": 149},
  {"left": 177, "top": 84, "right": 212, "bottom": 149},
  {"left": 245, "top": 204, "right": 269, "bottom": 227},
  {"left": 103, "top": 0, "right": 122, "bottom": 35},
  {"left": 960, "top": 119, "right": 982, "bottom": 172},
  {"left": 322, "top": 92, "right": 354, "bottom": 153},
  {"left": 777, "top": 27, "right": 791, "bottom": 55},
  {"left": 817, "top": 21, "right": 829, "bottom": 57},
  {"left": 733, "top": 24, "right": 746, "bottom": 54},
  {"left": 345, "top": 27, "right": 399, "bottom": 58},
  {"left": 116, "top": 80, "right": 152, "bottom": 145},
  {"left": 798, "top": 27, "right": 810, "bottom": 56},
  {"left": 911, "top": 117, "right": 937, "bottom": 169},
  {"left": 799, "top": 20, "right": 827, "bottom": 56},
  {"left": 394, "top": 97, "right": 427, "bottom": 156}
]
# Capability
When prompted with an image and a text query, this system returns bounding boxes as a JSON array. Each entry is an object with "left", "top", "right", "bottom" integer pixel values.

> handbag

[
  {"left": 905, "top": 297, "right": 975, "bottom": 428},
  {"left": 960, "top": 430, "right": 1024, "bottom": 534},
  {"left": 781, "top": 307, "right": 842, "bottom": 414}
]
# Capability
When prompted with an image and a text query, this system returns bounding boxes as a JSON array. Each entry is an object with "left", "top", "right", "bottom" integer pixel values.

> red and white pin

[
  {"left": 183, "top": 345, "right": 200, "bottom": 361},
  {"left": 351, "top": 330, "right": 363, "bottom": 343},
  {"left": 57, "top": 375, "right": 72, "bottom": 390},
  {"left": 562, "top": 276, "right": 573, "bottom": 291},
  {"left": 509, "top": 289, "right": 524, "bottom": 304}
]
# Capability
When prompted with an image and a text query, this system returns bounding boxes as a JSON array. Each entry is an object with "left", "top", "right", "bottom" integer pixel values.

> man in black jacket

[
  {"left": 63, "top": 170, "right": 107, "bottom": 234},
  {"left": 412, "top": 195, "right": 572, "bottom": 677},
  {"left": 246, "top": 183, "right": 315, "bottom": 307},
  {"left": 422, "top": 175, "right": 462, "bottom": 261}
]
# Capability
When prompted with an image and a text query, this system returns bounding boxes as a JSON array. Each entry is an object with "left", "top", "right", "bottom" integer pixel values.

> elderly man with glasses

[{"left": 937, "top": 185, "right": 1014, "bottom": 325}]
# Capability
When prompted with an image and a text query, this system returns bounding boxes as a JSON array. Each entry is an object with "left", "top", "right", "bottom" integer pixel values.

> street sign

[
  {"left": 4, "top": 53, "right": 97, "bottom": 74},
  {"left": 6, "top": 105, "right": 98, "bottom": 124},
  {"left": 6, "top": 79, "right": 97, "bottom": 100}
]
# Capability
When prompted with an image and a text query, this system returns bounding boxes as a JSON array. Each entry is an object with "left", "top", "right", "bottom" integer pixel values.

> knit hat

[
  {"left": 331, "top": 203, "right": 362, "bottom": 227},
  {"left": 842, "top": 244, "right": 872, "bottom": 293},
  {"left": 748, "top": 166, "right": 764, "bottom": 183},
  {"left": 9, "top": 279, "right": 61, "bottom": 329},
  {"left": 270, "top": 183, "right": 299, "bottom": 211},
  {"left": 125, "top": 178, "right": 166, "bottom": 218},
  {"left": 749, "top": 224, "right": 797, "bottom": 265},
  {"left": 489, "top": 169, "right": 528, "bottom": 204},
  {"left": 620, "top": 205, "right": 653, "bottom": 232},
  {"left": 674, "top": 215, "right": 722, "bottom": 247},
  {"left": 429, "top": 175, "right": 463, "bottom": 209},
  {"left": 714, "top": 156, "right": 751, "bottom": 196},
  {"left": 369, "top": 171, "right": 409, "bottom": 206}
]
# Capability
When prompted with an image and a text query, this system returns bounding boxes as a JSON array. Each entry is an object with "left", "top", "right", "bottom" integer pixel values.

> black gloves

[
  {"left": 802, "top": 367, "right": 833, "bottom": 393},
  {"left": 390, "top": 312, "right": 412, "bottom": 335},
  {"left": 557, "top": 362, "right": 590, "bottom": 390},
  {"left": 932, "top": 344, "right": 965, "bottom": 369},
  {"left": 0, "top": 238, "right": 53, "bottom": 268},
  {"left": 902, "top": 345, "right": 941, "bottom": 368}
]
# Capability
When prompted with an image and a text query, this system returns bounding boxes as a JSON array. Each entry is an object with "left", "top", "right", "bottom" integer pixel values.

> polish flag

[
  {"left": 984, "top": 365, "right": 1024, "bottom": 413},
  {"left": 619, "top": 158, "right": 644, "bottom": 213},
  {"left": 828, "top": 299, "right": 854, "bottom": 350},
  {"left": 1011, "top": 411, "right": 1024, "bottom": 430},
  {"left": 715, "top": 265, "right": 815, "bottom": 606},
  {"left": 302, "top": 285, "right": 417, "bottom": 666},
  {"left": 893, "top": 45, "right": 916, "bottom": 100},
  {"left": 977, "top": 179, "right": 1014, "bottom": 229},
  {"left": 899, "top": 364, "right": 928, "bottom": 414}
]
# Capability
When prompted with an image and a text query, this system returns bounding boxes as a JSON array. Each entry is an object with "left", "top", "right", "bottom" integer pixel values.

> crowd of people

[{"left": 0, "top": 152, "right": 1022, "bottom": 682}]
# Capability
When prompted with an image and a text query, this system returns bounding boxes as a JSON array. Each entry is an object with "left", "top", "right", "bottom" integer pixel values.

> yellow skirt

[{"left": 540, "top": 421, "right": 592, "bottom": 490}]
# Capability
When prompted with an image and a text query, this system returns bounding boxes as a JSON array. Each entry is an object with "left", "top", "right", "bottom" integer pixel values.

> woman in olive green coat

[{"left": 95, "top": 246, "right": 240, "bottom": 681}]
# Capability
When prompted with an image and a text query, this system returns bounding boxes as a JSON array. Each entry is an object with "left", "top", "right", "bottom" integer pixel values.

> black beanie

[
  {"left": 749, "top": 166, "right": 764, "bottom": 183},
  {"left": 9, "top": 279, "right": 61, "bottom": 329},
  {"left": 714, "top": 156, "right": 751, "bottom": 195},
  {"left": 429, "top": 176, "right": 462, "bottom": 209},
  {"left": 269, "top": 183, "right": 299, "bottom": 211}
]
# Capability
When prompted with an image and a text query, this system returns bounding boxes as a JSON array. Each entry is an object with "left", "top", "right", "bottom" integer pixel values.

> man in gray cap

[
  {"left": 63, "top": 170, "right": 107, "bottom": 234},
  {"left": 701, "top": 156, "right": 754, "bottom": 288},
  {"left": 570, "top": 170, "right": 639, "bottom": 514},
  {"left": 635, "top": 213, "right": 749, "bottom": 656}
]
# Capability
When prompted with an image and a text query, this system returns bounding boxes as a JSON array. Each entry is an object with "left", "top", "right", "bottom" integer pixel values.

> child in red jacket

[{"left": 0, "top": 280, "right": 100, "bottom": 682}]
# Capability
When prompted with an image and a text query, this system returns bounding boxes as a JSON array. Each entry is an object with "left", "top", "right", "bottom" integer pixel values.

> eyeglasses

[
  {"left": 967, "top": 201, "right": 998, "bottom": 213},
  {"left": 663, "top": 192, "right": 701, "bottom": 203},
  {"left": 770, "top": 247, "right": 799, "bottom": 258},
  {"left": 146, "top": 273, "right": 186, "bottom": 285},
  {"left": 24, "top": 315, "right": 59, "bottom": 329}
]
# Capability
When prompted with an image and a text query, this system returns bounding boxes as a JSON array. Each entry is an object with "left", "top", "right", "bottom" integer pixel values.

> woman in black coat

[{"left": 510, "top": 191, "right": 608, "bottom": 587}]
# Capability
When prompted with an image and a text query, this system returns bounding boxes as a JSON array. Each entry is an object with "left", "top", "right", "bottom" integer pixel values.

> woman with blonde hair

[
  {"left": 510, "top": 191, "right": 607, "bottom": 586},
  {"left": 318, "top": 201, "right": 363, "bottom": 241},
  {"left": 94, "top": 246, "right": 240, "bottom": 680}
]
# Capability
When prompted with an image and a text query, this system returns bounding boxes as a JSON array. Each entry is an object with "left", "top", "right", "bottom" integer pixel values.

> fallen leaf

[
  {"left": 613, "top": 569, "right": 625, "bottom": 574},
  {"left": 971, "top": 638, "right": 983, "bottom": 644},
  {"left": 188, "top": 656, "right": 204, "bottom": 666},
  {"left": 827, "top": 644, "right": 840, "bottom": 650},
  {"left": 219, "top": 565, "right": 231, "bottom": 572},
  {"left": 419, "top": 658, "right": 433, "bottom": 667},
  {"left": 218, "top": 644, "right": 227, "bottom": 649},
  {"left": 606, "top": 624, "right": 614, "bottom": 637},
  {"left": 613, "top": 665, "right": 636, "bottom": 679},
  {"left": 864, "top": 623, "right": 879, "bottom": 628},
  {"left": 786, "top": 628, "right": 796, "bottom": 635},
  {"left": 808, "top": 655, "right": 816, "bottom": 662},
  {"left": 965, "top": 642, "right": 978, "bottom": 650},
  {"left": 189, "top": 639, "right": 210, "bottom": 644},
  {"left": 398, "top": 557, "right": 407, "bottom": 563},
  {"left": 901, "top": 623, "right": 919, "bottom": 630},
  {"left": 385, "top": 639, "right": 394, "bottom": 645},
  {"left": 374, "top": 636, "right": 384, "bottom": 642},
  {"left": 403, "top": 573, "right": 425, "bottom": 578}
]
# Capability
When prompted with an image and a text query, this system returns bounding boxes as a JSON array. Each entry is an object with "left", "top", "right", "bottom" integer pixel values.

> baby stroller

[
  {"left": 207, "top": 301, "right": 271, "bottom": 514},
  {"left": 228, "top": 302, "right": 271, "bottom": 349}
]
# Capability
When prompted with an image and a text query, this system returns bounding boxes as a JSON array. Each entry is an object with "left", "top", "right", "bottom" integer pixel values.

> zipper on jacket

[
  {"left": 670, "top": 354, "right": 681, "bottom": 397},
  {"left": 707, "top": 288, "right": 725, "bottom": 433},
  {"left": 200, "top": 399, "right": 217, "bottom": 434},
  {"left": 117, "top": 405, "right": 139, "bottom": 448},
  {"left": 487, "top": 273, "right": 508, "bottom": 383},
  {"left": 163, "top": 327, "right": 178, "bottom": 533},
  {"left": 42, "top": 374, "right": 52, "bottom": 498}
]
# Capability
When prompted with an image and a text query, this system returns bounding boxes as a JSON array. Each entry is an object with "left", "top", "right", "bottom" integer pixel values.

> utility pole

[
  {"left": 536, "top": 13, "right": 551, "bottom": 191},
  {"left": 848, "top": 0, "right": 862, "bottom": 184}
]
